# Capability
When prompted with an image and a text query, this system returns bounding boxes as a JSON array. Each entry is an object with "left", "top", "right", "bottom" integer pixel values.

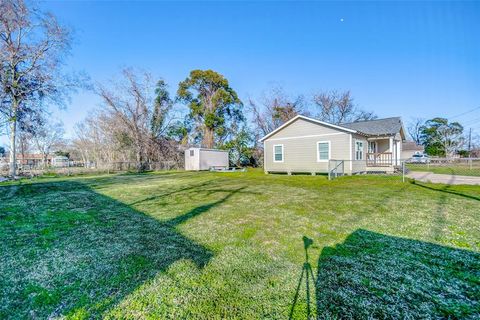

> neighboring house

[
  {"left": 4, "top": 153, "right": 53, "bottom": 167},
  {"left": 401, "top": 141, "right": 424, "bottom": 160},
  {"left": 471, "top": 148, "right": 480, "bottom": 158},
  {"left": 260, "top": 115, "right": 406, "bottom": 175}
]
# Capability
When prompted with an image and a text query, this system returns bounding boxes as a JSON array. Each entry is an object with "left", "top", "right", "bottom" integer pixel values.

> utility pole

[{"left": 468, "top": 128, "right": 472, "bottom": 157}]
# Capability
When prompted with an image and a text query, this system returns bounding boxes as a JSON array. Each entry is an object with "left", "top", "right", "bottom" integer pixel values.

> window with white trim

[
  {"left": 355, "top": 141, "right": 364, "bottom": 160},
  {"left": 273, "top": 145, "right": 283, "bottom": 162},
  {"left": 189, "top": 150, "right": 194, "bottom": 156},
  {"left": 317, "top": 141, "right": 330, "bottom": 161}
]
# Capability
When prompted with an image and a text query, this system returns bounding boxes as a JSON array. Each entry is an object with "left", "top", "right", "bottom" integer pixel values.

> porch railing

[{"left": 366, "top": 152, "right": 392, "bottom": 167}]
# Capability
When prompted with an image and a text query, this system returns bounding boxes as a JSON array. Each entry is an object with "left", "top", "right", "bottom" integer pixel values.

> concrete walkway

[{"left": 407, "top": 171, "right": 480, "bottom": 185}]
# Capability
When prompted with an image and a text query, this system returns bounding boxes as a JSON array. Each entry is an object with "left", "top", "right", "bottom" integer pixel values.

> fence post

[
  {"left": 402, "top": 161, "right": 405, "bottom": 183},
  {"left": 328, "top": 160, "right": 331, "bottom": 180}
]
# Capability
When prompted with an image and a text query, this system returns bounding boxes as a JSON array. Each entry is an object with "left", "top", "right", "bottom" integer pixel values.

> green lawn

[
  {"left": 1, "top": 170, "right": 479, "bottom": 319},
  {"left": 406, "top": 163, "right": 480, "bottom": 177}
]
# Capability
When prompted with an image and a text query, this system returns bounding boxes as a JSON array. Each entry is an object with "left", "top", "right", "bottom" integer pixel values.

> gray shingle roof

[
  {"left": 341, "top": 117, "right": 403, "bottom": 136},
  {"left": 402, "top": 141, "right": 424, "bottom": 151}
]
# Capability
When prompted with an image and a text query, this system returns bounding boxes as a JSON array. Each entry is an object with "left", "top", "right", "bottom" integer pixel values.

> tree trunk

[
  {"left": 9, "top": 119, "right": 17, "bottom": 176},
  {"left": 20, "top": 137, "right": 26, "bottom": 167},
  {"left": 136, "top": 143, "right": 143, "bottom": 172},
  {"left": 43, "top": 153, "right": 48, "bottom": 168},
  {"left": 203, "top": 128, "right": 214, "bottom": 149}
]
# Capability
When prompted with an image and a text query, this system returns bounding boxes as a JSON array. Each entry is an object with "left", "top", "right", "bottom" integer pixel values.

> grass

[
  {"left": 406, "top": 163, "right": 480, "bottom": 177},
  {"left": 1, "top": 170, "right": 479, "bottom": 319}
]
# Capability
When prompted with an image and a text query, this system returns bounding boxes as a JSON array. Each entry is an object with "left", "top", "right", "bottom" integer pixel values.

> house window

[
  {"left": 317, "top": 141, "right": 330, "bottom": 162},
  {"left": 190, "top": 150, "right": 194, "bottom": 156},
  {"left": 355, "top": 141, "right": 364, "bottom": 160},
  {"left": 273, "top": 145, "right": 283, "bottom": 162}
]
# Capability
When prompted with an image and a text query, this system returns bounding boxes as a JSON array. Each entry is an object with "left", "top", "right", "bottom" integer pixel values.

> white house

[{"left": 260, "top": 115, "right": 407, "bottom": 175}]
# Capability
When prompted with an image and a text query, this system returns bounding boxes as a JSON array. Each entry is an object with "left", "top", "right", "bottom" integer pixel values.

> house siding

[
  {"left": 351, "top": 134, "right": 368, "bottom": 173},
  {"left": 377, "top": 139, "right": 390, "bottom": 153},
  {"left": 263, "top": 118, "right": 352, "bottom": 173}
]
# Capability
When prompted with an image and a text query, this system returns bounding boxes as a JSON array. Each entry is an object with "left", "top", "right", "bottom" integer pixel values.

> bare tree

[
  {"left": 30, "top": 119, "right": 65, "bottom": 167},
  {"left": 0, "top": 0, "right": 72, "bottom": 175},
  {"left": 249, "top": 86, "right": 306, "bottom": 138},
  {"left": 72, "top": 111, "right": 121, "bottom": 166},
  {"left": 17, "top": 130, "right": 32, "bottom": 164},
  {"left": 72, "top": 122, "right": 93, "bottom": 165},
  {"left": 81, "top": 68, "right": 180, "bottom": 170},
  {"left": 312, "top": 90, "right": 376, "bottom": 125},
  {"left": 97, "top": 69, "right": 155, "bottom": 166},
  {"left": 407, "top": 118, "right": 424, "bottom": 145},
  {"left": 470, "top": 132, "right": 480, "bottom": 157},
  {"left": 0, "top": 118, "right": 7, "bottom": 136}
]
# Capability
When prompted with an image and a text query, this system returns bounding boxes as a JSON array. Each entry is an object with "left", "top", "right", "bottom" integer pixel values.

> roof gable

[{"left": 259, "top": 115, "right": 357, "bottom": 142}]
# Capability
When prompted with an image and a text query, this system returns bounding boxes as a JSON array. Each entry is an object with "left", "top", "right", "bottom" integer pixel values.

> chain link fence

[
  {"left": 328, "top": 158, "right": 480, "bottom": 184},
  {"left": 405, "top": 158, "right": 480, "bottom": 177},
  {"left": 0, "top": 161, "right": 182, "bottom": 178},
  {"left": 2, "top": 156, "right": 480, "bottom": 184}
]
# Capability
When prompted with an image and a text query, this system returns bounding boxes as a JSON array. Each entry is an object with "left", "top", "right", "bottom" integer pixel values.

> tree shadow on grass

[
  {"left": 127, "top": 180, "right": 214, "bottom": 206},
  {"left": 0, "top": 180, "right": 249, "bottom": 318},
  {"left": 410, "top": 178, "right": 479, "bottom": 241},
  {"left": 313, "top": 229, "right": 480, "bottom": 319},
  {"left": 410, "top": 180, "right": 480, "bottom": 202}
]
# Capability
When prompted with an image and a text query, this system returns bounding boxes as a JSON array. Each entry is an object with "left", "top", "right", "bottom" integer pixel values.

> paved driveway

[{"left": 407, "top": 171, "right": 480, "bottom": 185}]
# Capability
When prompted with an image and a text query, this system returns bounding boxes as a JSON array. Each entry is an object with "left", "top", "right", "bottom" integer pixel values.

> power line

[
  {"left": 460, "top": 117, "right": 480, "bottom": 127},
  {"left": 447, "top": 106, "right": 480, "bottom": 120}
]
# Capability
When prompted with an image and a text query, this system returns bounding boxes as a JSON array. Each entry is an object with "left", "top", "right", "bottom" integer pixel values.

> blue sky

[{"left": 3, "top": 0, "right": 480, "bottom": 144}]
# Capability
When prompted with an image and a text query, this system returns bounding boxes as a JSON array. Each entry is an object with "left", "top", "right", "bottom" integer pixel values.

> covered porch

[{"left": 366, "top": 136, "right": 401, "bottom": 168}]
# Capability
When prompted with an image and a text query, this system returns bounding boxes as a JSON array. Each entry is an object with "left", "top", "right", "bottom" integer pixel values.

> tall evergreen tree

[{"left": 177, "top": 70, "right": 244, "bottom": 148}]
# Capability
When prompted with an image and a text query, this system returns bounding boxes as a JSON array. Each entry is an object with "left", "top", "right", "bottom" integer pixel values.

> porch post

[{"left": 389, "top": 137, "right": 394, "bottom": 165}]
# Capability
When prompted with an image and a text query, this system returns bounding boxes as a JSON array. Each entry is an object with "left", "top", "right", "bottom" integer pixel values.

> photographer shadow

[{"left": 290, "top": 230, "right": 480, "bottom": 319}]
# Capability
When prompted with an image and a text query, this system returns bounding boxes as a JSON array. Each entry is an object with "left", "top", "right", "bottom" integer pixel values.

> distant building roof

[
  {"left": 402, "top": 141, "right": 424, "bottom": 151},
  {"left": 53, "top": 156, "right": 69, "bottom": 160},
  {"left": 341, "top": 117, "right": 404, "bottom": 136},
  {"left": 4, "top": 153, "right": 52, "bottom": 160}
]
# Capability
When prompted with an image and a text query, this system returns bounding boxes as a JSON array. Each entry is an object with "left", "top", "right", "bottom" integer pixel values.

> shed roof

[{"left": 186, "top": 147, "right": 229, "bottom": 153}]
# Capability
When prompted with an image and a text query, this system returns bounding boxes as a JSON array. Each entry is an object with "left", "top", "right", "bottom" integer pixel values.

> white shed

[
  {"left": 184, "top": 148, "right": 229, "bottom": 171},
  {"left": 52, "top": 156, "right": 69, "bottom": 167}
]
